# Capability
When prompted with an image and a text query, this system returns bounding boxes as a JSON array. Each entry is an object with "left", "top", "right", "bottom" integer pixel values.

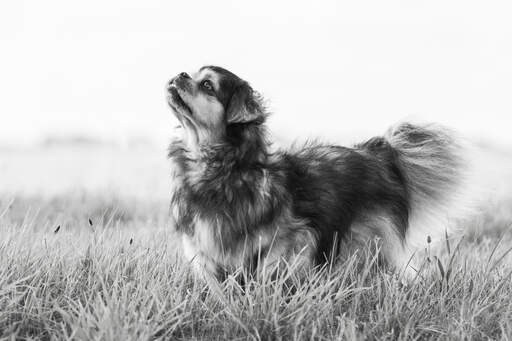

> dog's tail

[{"left": 385, "top": 122, "right": 479, "bottom": 253}]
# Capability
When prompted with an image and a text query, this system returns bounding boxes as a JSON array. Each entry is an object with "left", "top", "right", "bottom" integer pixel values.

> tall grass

[{"left": 0, "top": 195, "right": 511, "bottom": 340}]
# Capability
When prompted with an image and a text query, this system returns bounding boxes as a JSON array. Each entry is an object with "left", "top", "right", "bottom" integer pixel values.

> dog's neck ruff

[
  {"left": 168, "top": 123, "right": 279, "bottom": 230},
  {"left": 182, "top": 123, "right": 270, "bottom": 172}
]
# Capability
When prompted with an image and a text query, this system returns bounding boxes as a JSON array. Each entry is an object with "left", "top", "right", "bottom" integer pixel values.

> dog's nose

[{"left": 179, "top": 72, "right": 190, "bottom": 79}]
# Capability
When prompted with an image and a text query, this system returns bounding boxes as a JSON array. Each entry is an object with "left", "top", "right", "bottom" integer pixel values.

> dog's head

[{"left": 166, "top": 66, "right": 266, "bottom": 146}]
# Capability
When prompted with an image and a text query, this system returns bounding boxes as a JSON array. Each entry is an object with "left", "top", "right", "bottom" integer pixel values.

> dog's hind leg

[{"left": 349, "top": 211, "right": 419, "bottom": 279}]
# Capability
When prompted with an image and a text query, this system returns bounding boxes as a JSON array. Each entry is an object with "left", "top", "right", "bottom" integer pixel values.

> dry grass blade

[
  {"left": 485, "top": 226, "right": 511, "bottom": 272},
  {"left": 489, "top": 245, "right": 512, "bottom": 273},
  {"left": 445, "top": 229, "right": 451, "bottom": 255}
]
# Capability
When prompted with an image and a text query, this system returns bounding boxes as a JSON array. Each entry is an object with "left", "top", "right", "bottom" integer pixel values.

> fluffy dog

[{"left": 166, "top": 66, "right": 472, "bottom": 281}]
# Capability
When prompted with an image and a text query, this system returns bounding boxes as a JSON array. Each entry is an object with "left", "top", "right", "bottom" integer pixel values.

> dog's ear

[{"left": 226, "top": 82, "right": 265, "bottom": 124}]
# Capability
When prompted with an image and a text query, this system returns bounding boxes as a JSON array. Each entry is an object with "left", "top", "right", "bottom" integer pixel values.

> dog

[{"left": 166, "top": 66, "right": 474, "bottom": 282}]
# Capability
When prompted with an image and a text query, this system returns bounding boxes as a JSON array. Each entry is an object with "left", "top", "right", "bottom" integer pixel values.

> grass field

[{"left": 1, "top": 145, "right": 512, "bottom": 340}]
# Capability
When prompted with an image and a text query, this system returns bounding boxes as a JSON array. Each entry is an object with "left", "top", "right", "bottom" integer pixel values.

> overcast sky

[{"left": 1, "top": 0, "right": 512, "bottom": 147}]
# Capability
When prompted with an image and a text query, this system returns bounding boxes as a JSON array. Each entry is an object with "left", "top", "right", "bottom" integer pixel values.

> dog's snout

[
  {"left": 168, "top": 72, "right": 191, "bottom": 90},
  {"left": 179, "top": 72, "right": 190, "bottom": 79}
]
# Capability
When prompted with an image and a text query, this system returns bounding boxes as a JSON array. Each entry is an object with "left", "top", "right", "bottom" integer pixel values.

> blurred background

[{"left": 1, "top": 0, "right": 511, "bottom": 208}]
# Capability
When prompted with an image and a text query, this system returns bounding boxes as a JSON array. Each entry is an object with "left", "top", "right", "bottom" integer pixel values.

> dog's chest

[
  {"left": 168, "top": 156, "right": 205, "bottom": 232},
  {"left": 180, "top": 218, "right": 223, "bottom": 275},
  {"left": 179, "top": 217, "right": 250, "bottom": 276}
]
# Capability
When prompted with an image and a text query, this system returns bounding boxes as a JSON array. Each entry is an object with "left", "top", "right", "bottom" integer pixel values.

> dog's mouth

[{"left": 167, "top": 86, "right": 192, "bottom": 116}]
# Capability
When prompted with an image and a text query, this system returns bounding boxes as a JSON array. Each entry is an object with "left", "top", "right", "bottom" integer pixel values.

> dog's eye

[{"left": 201, "top": 80, "right": 213, "bottom": 91}]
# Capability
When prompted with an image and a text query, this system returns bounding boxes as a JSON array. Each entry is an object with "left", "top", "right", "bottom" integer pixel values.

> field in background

[
  {"left": 0, "top": 144, "right": 171, "bottom": 200},
  {"left": 1, "top": 144, "right": 512, "bottom": 340}
]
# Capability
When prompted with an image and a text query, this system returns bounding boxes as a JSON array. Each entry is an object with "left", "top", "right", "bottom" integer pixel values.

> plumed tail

[
  {"left": 385, "top": 122, "right": 477, "bottom": 252},
  {"left": 386, "top": 122, "right": 465, "bottom": 205}
]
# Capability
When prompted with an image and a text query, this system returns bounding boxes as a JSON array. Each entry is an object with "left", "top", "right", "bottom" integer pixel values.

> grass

[{"left": 1, "top": 194, "right": 511, "bottom": 340}]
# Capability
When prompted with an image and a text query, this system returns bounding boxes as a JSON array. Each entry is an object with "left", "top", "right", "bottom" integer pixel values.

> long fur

[{"left": 167, "top": 67, "right": 474, "bottom": 281}]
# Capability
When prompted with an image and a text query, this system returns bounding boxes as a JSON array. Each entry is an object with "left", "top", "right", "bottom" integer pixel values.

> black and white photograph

[{"left": 1, "top": 1, "right": 512, "bottom": 340}]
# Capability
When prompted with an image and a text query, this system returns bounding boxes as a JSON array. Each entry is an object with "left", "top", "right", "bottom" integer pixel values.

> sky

[{"left": 1, "top": 0, "right": 512, "bottom": 148}]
